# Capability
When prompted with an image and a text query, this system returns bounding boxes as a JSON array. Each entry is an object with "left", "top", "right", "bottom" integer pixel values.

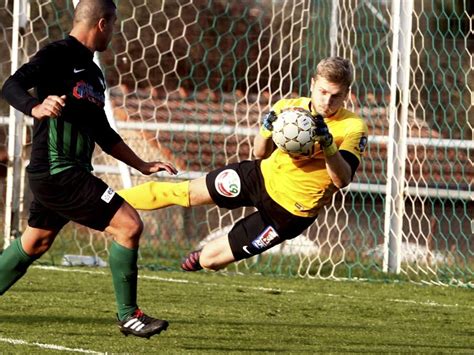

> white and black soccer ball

[{"left": 272, "top": 109, "right": 317, "bottom": 156}]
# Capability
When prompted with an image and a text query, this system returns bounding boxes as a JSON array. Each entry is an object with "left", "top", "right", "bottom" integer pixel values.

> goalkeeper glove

[
  {"left": 259, "top": 111, "right": 278, "bottom": 139},
  {"left": 313, "top": 114, "right": 338, "bottom": 156}
]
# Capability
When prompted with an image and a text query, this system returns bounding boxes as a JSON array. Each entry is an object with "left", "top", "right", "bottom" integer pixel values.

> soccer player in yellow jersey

[{"left": 118, "top": 57, "right": 368, "bottom": 271}]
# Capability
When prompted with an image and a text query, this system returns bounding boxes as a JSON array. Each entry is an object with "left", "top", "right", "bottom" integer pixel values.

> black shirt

[{"left": 2, "top": 35, "right": 122, "bottom": 174}]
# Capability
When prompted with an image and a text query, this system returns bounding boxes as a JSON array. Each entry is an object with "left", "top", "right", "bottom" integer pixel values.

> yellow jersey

[{"left": 260, "top": 97, "right": 368, "bottom": 217}]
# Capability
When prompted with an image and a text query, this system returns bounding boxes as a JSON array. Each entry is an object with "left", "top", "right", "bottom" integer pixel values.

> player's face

[{"left": 310, "top": 76, "right": 348, "bottom": 117}]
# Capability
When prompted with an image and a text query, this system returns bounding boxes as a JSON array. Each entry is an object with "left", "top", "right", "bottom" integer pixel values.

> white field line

[
  {"left": 33, "top": 266, "right": 474, "bottom": 310},
  {"left": 0, "top": 336, "right": 104, "bottom": 354},
  {"left": 386, "top": 298, "right": 472, "bottom": 309},
  {"left": 33, "top": 265, "right": 294, "bottom": 294},
  {"left": 321, "top": 292, "right": 474, "bottom": 309}
]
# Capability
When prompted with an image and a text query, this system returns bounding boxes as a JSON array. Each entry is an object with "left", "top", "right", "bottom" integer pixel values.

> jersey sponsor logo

[
  {"left": 251, "top": 226, "right": 278, "bottom": 250},
  {"left": 72, "top": 80, "right": 105, "bottom": 108},
  {"left": 73, "top": 68, "right": 86, "bottom": 73},
  {"left": 101, "top": 187, "right": 115, "bottom": 203},
  {"left": 214, "top": 169, "right": 241, "bottom": 198},
  {"left": 358, "top": 136, "right": 368, "bottom": 152}
]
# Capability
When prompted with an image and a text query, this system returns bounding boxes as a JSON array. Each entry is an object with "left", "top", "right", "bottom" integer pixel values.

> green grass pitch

[{"left": 0, "top": 266, "right": 472, "bottom": 353}]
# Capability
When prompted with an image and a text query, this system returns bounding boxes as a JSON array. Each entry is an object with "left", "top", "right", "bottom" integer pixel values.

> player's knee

[
  {"left": 117, "top": 216, "right": 143, "bottom": 242},
  {"left": 199, "top": 257, "right": 220, "bottom": 271},
  {"left": 29, "top": 237, "right": 54, "bottom": 256},
  {"left": 198, "top": 235, "right": 234, "bottom": 271},
  {"left": 128, "top": 217, "right": 144, "bottom": 239}
]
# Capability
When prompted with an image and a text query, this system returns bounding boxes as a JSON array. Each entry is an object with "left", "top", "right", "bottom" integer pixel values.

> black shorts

[
  {"left": 206, "top": 160, "right": 316, "bottom": 261},
  {"left": 27, "top": 167, "right": 124, "bottom": 231}
]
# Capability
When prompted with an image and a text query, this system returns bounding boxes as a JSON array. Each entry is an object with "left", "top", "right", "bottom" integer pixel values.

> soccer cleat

[
  {"left": 117, "top": 309, "right": 169, "bottom": 339},
  {"left": 181, "top": 250, "right": 203, "bottom": 271}
]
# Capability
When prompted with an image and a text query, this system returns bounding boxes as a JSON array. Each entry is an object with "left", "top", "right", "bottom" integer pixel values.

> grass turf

[{"left": 0, "top": 266, "right": 472, "bottom": 353}]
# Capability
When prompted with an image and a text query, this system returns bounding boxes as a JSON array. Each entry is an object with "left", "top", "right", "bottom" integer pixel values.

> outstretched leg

[
  {"left": 119, "top": 173, "right": 247, "bottom": 271},
  {"left": 117, "top": 177, "right": 213, "bottom": 210},
  {"left": 181, "top": 207, "right": 315, "bottom": 273},
  {"left": 117, "top": 181, "right": 190, "bottom": 210}
]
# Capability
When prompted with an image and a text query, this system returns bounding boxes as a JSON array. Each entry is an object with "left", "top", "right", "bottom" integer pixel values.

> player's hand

[
  {"left": 313, "top": 114, "right": 333, "bottom": 148},
  {"left": 31, "top": 95, "right": 66, "bottom": 120},
  {"left": 260, "top": 111, "right": 278, "bottom": 138},
  {"left": 139, "top": 161, "right": 178, "bottom": 176}
]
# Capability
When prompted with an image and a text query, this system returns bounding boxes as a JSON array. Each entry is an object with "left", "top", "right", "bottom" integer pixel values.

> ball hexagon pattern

[{"left": 272, "top": 109, "right": 317, "bottom": 156}]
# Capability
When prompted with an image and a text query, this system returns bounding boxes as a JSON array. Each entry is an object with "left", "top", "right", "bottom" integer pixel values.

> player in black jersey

[{"left": 0, "top": 0, "right": 174, "bottom": 339}]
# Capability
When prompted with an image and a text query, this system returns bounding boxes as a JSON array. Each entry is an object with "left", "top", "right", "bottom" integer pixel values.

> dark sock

[
  {"left": 0, "top": 238, "right": 36, "bottom": 295},
  {"left": 109, "top": 241, "right": 139, "bottom": 320}
]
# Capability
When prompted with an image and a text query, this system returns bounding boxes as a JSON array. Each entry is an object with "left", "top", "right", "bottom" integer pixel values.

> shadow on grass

[
  {"left": 0, "top": 314, "right": 112, "bottom": 327},
  {"left": 172, "top": 317, "right": 369, "bottom": 330},
  {"left": 338, "top": 339, "right": 474, "bottom": 351}
]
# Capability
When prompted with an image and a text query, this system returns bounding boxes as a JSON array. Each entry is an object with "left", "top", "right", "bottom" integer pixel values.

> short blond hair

[{"left": 315, "top": 57, "right": 353, "bottom": 89}]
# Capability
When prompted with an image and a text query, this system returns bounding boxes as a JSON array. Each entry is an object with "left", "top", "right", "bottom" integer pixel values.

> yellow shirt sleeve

[{"left": 337, "top": 117, "right": 369, "bottom": 162}]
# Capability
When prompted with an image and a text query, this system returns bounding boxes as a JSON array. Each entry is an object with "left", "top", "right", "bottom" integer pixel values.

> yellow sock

[{"left": 117, "top": 181, "right": 190, "bottom": 210}]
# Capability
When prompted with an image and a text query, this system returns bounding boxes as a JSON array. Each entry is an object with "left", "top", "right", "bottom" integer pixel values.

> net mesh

[{"left": 0, "top": 0, "right": 472, "bottom": 285}]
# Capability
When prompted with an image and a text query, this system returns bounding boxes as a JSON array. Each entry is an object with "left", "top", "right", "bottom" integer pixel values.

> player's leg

[
  {"left": 0, "top": 196, "right": 66, "bottom": 295},
  {"left": 107, "top": 177, "right": 214, "bottom": 337},
  {"left": 40, "top": 169, "right": 139, "bottom": 322},
  {"left": 182, "top": 212, "right": 274, "bottom": 271},
  {"left": 200, "top": 235, "right": 235, "bottom": 270},
  {"left": 204, "top": 212, "right": 274, "bottom": 270},
  {"left": 116, "top": 176, "right": 215, "bottom": 272},
  {"left": 117, "top": 176, "right": 213, "bottom": 210},
  {"left": 104, "top": 202, "right": 142, "bottom": 320},
  {"left": 189, "top": 177, "right": 214, "bottom": 205},
  {"left": 181, "top": 235, "right": 235, "bottom": 271},
  {"left": 27, "top": 167, "right": 164, "bottom": 338},
  {"left": 67, "top": 173, "right": 168, "bottom": 339},
  {"left": 104, "top": 202, "right": 168, "bottom": 338},
  {"left": 117, "top": 158, "right": 256, "bottom": 212},
  {"left": 105, "top": 201, "right": 143, "bottom": 248},
  {"left": 193, "top": 209, "right": 315, "bottom": 271},
  {"left": 20, "top": 226, "right": 60, "bottom": 255},
  {"left": 181, "top": 161, "right": 260, "bottom": 271},
  {"left": 0, "top": 227, "right": 59, "bottom": 295}
]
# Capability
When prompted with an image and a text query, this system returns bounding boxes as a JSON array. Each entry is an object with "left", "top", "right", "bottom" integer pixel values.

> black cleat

[
  {"left": 181, "top": 250, "right": 203, "bottom": 271},
  {"left": 117, "top": 309, "right": 169, "bottom": 339}
]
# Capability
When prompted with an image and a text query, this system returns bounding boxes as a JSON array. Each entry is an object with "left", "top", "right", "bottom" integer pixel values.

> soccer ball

[{"left": 272, "top": 109, "right": 317, "bottom": 156}]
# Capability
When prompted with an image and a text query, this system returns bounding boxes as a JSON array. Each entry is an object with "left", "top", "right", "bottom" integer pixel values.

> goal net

[{"left": 0, "top": 0, "right": 472, "bottom": 285}]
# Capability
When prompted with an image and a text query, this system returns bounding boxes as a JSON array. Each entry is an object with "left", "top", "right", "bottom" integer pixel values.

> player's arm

[
  {"left": 253, "top": 111, "right": 277, "bottom": 159},
  {"left": 2, "top": 62, "right": 42, "bottom": 116},
  {"left": 323, "top": 151, "right": 353, "bottom": 188},
  {"left": 75, "top": 96, "right": 177, "bottom": 176},
  {"left": 253, "top": 133, "right": 274, "bottom": 159},
  {"left": 2, "top": 45, "right": 65, "bottom": 120},
  {"left": 314, "top": 115, "right": 363, "bottom": 188}
]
